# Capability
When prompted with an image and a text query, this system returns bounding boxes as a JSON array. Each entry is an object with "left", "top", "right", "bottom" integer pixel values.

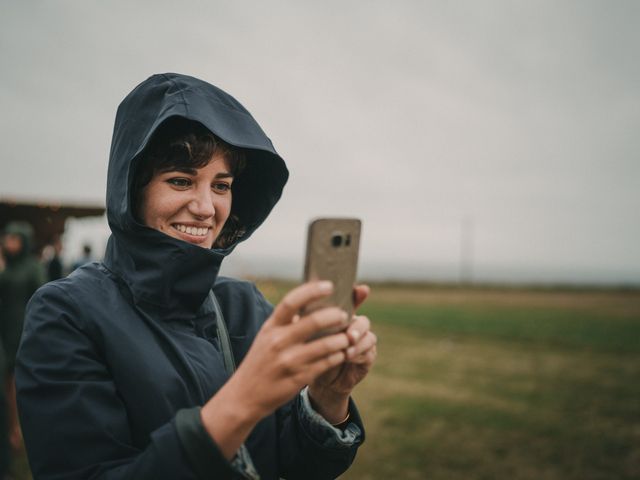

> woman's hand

[
  {"left": 201, "top": 281, "right": 356, "bottom": 458},
  {"left": 308, "top": 285, "right": 377, "bottom": 424}
]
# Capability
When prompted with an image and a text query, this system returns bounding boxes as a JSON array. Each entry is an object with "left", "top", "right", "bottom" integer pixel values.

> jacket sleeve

[
  {"left": 274, "top": 393, "right": 364, "bottom": 479},
  {"left": 16, "top": 283, "right": 235, "bottom": 480}
]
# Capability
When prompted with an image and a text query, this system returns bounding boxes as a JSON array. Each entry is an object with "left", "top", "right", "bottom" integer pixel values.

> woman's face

[{"left": 139, "top": 154, "right": 233, "bottom": 249}]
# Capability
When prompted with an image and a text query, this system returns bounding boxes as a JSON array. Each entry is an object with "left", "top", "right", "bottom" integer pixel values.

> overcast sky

[{"left": 1, "top": 0, "right": 639, "bottom": 284}]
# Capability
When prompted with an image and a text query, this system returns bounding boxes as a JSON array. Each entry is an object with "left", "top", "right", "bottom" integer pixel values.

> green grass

[{"left": 360, "top": 302, "right": 640, "bottom": 352}]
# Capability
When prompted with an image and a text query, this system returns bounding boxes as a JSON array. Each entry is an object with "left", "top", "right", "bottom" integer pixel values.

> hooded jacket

[
  {"left": 16, "top": 74, "right": 363, "bottom": 480},
  {"left": 0, "top": 221, "right": 46, "bottom": 369}
]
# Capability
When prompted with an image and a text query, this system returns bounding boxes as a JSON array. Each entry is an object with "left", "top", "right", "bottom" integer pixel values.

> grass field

[
  {"left": 10, "top": 282, "right": 640, "bottom": 479},
  {"left": 258, "top": 281, "right": 640, "bottom": 480}
]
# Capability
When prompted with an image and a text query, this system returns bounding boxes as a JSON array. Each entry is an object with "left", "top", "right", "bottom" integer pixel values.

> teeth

[{"left": 174, "top": 224, "right": 208, "bottom": 237}]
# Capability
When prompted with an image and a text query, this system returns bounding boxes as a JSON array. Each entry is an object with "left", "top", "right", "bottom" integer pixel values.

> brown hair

[{"left": 132, "top": 117, "right": 247, "bottom": 248}]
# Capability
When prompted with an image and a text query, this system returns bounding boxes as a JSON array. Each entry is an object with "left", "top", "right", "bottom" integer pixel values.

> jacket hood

[{"left": 103, "top": 73, "right": 288, "bottom": 318}]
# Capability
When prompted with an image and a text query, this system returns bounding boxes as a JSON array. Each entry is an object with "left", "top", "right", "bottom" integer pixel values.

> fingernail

[
  {"left": 347, "top": 346, "right": 356, "bottom": 357},
  {"left": 350, "top": 329, "right": 361, "bottom": 342},
  {"left": 318, "top": 281, "right": 333, "bottom": 293},
  {"left": 342, "top": 311, "right": 349, "bottom": 322}
]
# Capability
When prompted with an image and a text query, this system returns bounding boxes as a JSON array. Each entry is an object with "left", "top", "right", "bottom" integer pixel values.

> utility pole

[{"left": 460, "top": 215, "right": 474, "bottom": 284}]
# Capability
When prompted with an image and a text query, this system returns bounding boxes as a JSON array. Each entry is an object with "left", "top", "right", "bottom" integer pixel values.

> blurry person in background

[
  {"left": 0, "top": 222, "right": 46, "bottom": 453},
  {"left": 44, "top": 235, "right": 65, "bottom": 282},
  {"left": 0, "top": 343, "right": 8, "bottom": 479},
  {"left": 72, "top": 243, "right": 93, "bottom": 271},
  {"left": 0, "top": 247, "right": 7, "bottom": 479}
]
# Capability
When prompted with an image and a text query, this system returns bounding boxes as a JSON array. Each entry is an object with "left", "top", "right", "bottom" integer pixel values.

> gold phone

[{"left": 302, "top": 218, "right": 361, "bottom": 334}]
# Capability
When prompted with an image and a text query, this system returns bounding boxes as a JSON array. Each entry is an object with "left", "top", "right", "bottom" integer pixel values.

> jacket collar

[{"left": 103, "top": 226, "right": 224, "bottom": 320}]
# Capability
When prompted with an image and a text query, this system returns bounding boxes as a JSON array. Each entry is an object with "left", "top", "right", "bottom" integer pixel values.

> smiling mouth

[{"left": 171, "top": 224, "right": 211, "bottom": 237}]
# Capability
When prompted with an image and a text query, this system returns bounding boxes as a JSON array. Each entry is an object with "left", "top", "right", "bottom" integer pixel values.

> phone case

[{"left": 302, "top": 218, "right": 361, "bottom": 327}]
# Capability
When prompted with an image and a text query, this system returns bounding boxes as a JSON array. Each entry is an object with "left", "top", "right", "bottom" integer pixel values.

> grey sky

[{"left": 1, "top": 0, "right": 639, "bottom": 283}]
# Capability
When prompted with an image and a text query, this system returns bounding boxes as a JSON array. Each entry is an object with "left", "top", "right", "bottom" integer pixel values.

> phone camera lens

[{"left": 331, "top": 234, "right": 343, "bottom": 247}]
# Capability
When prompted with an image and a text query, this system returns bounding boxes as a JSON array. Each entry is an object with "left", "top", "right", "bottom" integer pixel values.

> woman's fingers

[
  {"left": 348, "top": 344, "right": 377, "bottom": 365},
  {"left": 346, "top": 332, "right": 377, "bottom": 360},
  {"left": 345, "top": 315, "right": 371, "bottom": 345},
  {"left": 270, "top": 281, "right": 333, "bottom": 326},
  {"left": 304, "top": 350, "right": 347, "bottom": 380},
  {"left": 289, "top": 331, "right": 351, "bottom": 365},
  {"left": 288, "top": 314, "right": 374, "bottom": 366},
  {"left": 283, "top": 317, "right": 375, "bottom": 375},
  {"left": 287, "top": 307, "right": 349, "bottom": 343},
  {"left": 352, "top": 284, "right": 370, "bottom": 310}
]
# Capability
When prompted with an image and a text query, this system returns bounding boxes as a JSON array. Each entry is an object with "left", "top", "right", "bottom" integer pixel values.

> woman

[{"left": 16, "top": 73, "right": 376, "bottom": 479}]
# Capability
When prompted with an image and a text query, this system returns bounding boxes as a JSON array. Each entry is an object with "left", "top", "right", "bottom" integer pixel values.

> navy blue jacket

[{"left": 16, "top": 74, "right": 363, "bottom": 479}]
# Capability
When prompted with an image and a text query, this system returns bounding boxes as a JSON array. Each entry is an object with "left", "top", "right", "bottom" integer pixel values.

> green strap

[{"left": 209, "top": 291, "right": 236, "bottom": 375}]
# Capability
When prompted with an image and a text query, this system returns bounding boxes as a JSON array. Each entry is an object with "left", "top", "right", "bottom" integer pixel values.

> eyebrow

[
  {"left": 160, "top": 166, "right": 234, "bottom": 178},
  {"left": 215, "top": 172, "right": 234, "bottom": 179}
]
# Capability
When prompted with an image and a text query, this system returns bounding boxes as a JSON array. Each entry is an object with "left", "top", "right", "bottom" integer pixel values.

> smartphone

[{"left": 302, "top": 218, "right": 361, "bottom": 334}]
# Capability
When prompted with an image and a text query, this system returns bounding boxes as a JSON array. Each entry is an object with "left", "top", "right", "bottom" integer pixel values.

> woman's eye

[
  {"left": 212, "top": 182, "right": 231, "bottom": 193},
  {"left": 167, "top": 178, "right": 191, "bottom": 188}
]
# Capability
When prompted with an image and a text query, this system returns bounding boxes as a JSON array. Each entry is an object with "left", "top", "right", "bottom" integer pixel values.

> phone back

[{"left": 303, "top": 218, "right": 361, "bottom": 318}]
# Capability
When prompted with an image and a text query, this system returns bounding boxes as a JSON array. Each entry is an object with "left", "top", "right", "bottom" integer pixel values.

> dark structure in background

[{"left": 0, "top": 198, "right": 105, "bottom": 252}]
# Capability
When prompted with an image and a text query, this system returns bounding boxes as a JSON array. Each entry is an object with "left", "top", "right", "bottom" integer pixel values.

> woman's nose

[{"left": 188, "top": 187, "right": 215, "bottom": 219}]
